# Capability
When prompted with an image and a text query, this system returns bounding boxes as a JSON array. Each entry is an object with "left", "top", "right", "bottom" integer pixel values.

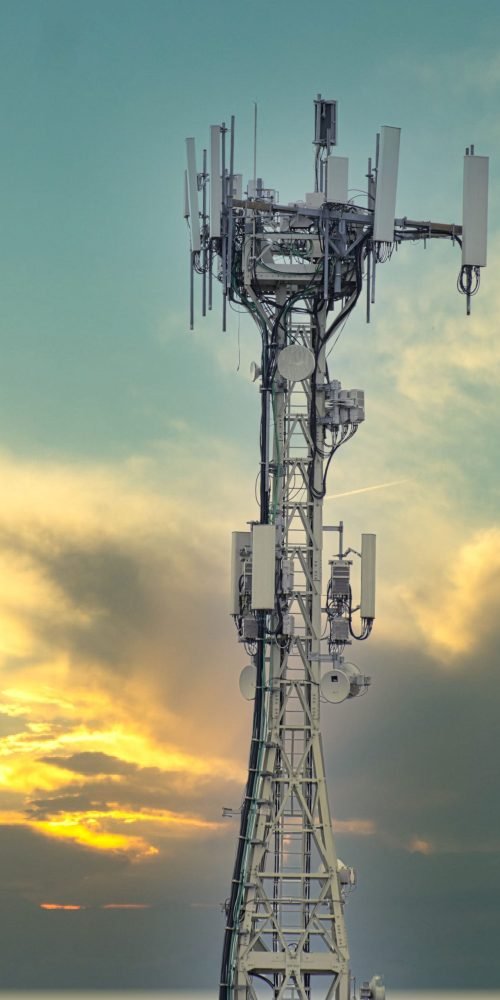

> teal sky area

[
  {"left": 0, "top": 0, "right": 499, "bottom": 992},
  {"left": 0, "top": 0, "right": 498, "bottom": 458}
]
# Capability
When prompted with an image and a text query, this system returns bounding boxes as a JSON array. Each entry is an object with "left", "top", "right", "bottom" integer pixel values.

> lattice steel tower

[{"left": 184, "top": 99, "right": 488, "bottom": 1000}]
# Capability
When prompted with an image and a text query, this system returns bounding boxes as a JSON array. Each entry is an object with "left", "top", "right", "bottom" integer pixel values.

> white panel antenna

[
  {"left": 373, "top": 126, "right": 401, "bottom": 243},
  {"left": 360, "top": 533, "right": 376, "bottom": 620},
  {"left": 251, "top": 524, "right": 276, "bottom": 610},
  {"left": 183, "top": 170, "right": 189, "bottom": 219},
  {"left": 326, "top": 156, "right": 348, "bottom": 203},
  {"left": 185, "top": 137, "right": 201, "bottom": 252},
  {"left": 462, "top": 153, "right": 489, "bottom": 267},
  {"left": 210, "top": 125, "right": 222, "bottom": 239}
]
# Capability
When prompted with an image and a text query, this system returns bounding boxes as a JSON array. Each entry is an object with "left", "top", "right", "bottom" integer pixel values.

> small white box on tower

[
  {"left": 305, "top": 192, "right": 325, "bottom": 209},
  {"left": 326, "top": 156, "right": 348, "bottom": 203}
]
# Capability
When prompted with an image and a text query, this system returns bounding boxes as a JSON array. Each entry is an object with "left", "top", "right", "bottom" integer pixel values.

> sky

[{"left": 0, "top": 0, "right": 499, "bottom": 990}]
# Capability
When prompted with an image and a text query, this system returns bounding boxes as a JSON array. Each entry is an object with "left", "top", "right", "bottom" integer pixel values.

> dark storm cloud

[
  {"left": 0, "top": 712, "right": 29, "bottom": 736},
  {"left": 41, "top": 750, "right": 139, "bottom": 775},
  {"left": 0, "top": 823, "right": 127, "bottom": 899},
  {"left": 0, "top": 527, "right": 168, "bottom": 671},
  {"left": 0, "top": 520, "right": 248, "bottom": 765},
  {"left": 323, "top": 634, "right": 500, "bottom": 854},
  {"left": 29, "top": 761, "right": 237, "bottom": 823},
  {"left": 316, "top": 630, "right": 500, "bottom": 987},
  {"left": 1, "top": 506, "right": 498, "bottom": 987},
  {"left": 0, "top": 521, "right": 237, "bottom": 714},
  {"left": 26, "top": 792, "right": 114, "bottom": 817}
]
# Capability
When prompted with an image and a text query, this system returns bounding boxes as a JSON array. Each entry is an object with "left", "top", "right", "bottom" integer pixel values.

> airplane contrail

[{"left": 326, "top": 478, "right": 409, "bottom": 500}]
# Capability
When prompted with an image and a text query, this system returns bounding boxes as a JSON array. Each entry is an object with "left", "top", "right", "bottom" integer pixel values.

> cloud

[
  {"left": 41, "top": 751, "right": 138, "bottom": 775},
  {"left": 408, "top": 836, "right": 434, "bottom": 856},
  {"left": 0, "top": 237, "right": 497, "bottom": 987},
  {"left": 394, "top": 48, "right": 500, "bottom": 98},
  {"left": 398, "top": 526, "right": 500, "bottom": 659},
  {"left": 333, "top": 818, "right": 376, "bottom": 836},
  {"left": 0, "top": 439, "right": 253, "bottom": 863},
  {"left": 326, "top": 479, "right": 408, "bottom": 501},
  {"left": 40, "top": 903, "right": 84, "bottom": 910},
  {"left": 101, "top": 902, "right": 150, "bottom": 909}
]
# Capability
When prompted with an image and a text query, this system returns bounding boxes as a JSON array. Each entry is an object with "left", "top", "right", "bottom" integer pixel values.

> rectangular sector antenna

[
  {"left": 360, "top": 533, "right": 376, "bottom": 619},
  {"left": 230, "top": 530, "right": 251, "bottom": 615},
  {"left": 251, "top": 524, "right": 276, "bottom": 610},
  {"left": 462, "top": 154, "right": 489, "bottom": 267},
  {"left": 326, "top": 156, "right": 348, "bottom": 203},
  {"left": 210, "top": 125, "right": 222, "bottom": 238},
  {"left": 373, "top": 126, "right": 401, "bottom": 243},
  {"left": 186, "top": 137, "right": 201, "bottom": 252},
  {"left": 314, "top": 99, "right": 337, "bottom": 146}
]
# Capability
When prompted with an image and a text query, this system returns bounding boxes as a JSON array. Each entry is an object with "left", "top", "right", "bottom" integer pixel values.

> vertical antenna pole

[
  {"left": 323, "top": 213, "right": 329, "bottom": 302},
  {"left": 227, "top": 115, "right": 235, "bottom": 309},
  {"left": 366, "top": 155, "right": 372, "bottom": 323},
  {"left": 185, "top": 138, "right": 201, "bottom": 252},
  {"left": 189, "top": 251, "right": 194, "bottom": 331},
  {"left": 253, "top": 102, "right": 257, "bottom": 185},
  {"left": 371, "top": 254, "right": 377, "bottom": 305},
  {"left": 221, "top": 122, "right": 227, "bottom": 332},
  {"left": 208, "top": 242, "right": 213, "bottom": 310},
  {"left": 202, "top": 148, "right": 207, "bottom": 317},
  {"left": 368, "top": 156, "right": 376, "bottom": 207},
  {"left": 366, "top": 244, "right": 371, "bottom": 323}
]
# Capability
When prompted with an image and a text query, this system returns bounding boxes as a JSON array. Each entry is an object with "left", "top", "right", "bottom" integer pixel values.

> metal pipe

[
  {"left": 371, "top": 254, "right": 376, "bottom": 305},
  {"left": 208, "top": 243, "right": 213, "bottom": 311},
  {"left": 253, "top": 102, "right": 257, "bottom": 185},
  {"left": 202, "top": 148, "right": 207, "bottom": 317},
  {"left": 221, "top": 123, "right": 227, "bottom": 331},
  {"left": 227, "top": 115, "right": 235, "bottom": 305},
  {"left": 189, "top": 251, "right": 194, "bottom": 331},
  {"left": 366, "top": 246, "right": 371, "bottom": 323},
  {"left": 323, "top": 214, "right": 329, "bottom": 302}
]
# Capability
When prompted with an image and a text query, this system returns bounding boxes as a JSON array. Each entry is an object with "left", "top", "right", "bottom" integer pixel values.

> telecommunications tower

[{"left": 184, "top": 99, "right": 488, "bottom": 1000}]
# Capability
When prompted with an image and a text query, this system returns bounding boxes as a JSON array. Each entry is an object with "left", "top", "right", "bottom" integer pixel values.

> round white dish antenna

[
  {"left": 277, "top": 345, "right": 315, "bottom": 382},
  {"left": 239, "top": 663, "right": 257, "bottom": 701},
  {"left": 321, "top": 668, "right": 351, "bottom": 704},
  {"left": 321, "top": 661, "right": 362, "bottom": 703},
  {"left": 250, "top": 361, "right": 262, "bottom": 382}
]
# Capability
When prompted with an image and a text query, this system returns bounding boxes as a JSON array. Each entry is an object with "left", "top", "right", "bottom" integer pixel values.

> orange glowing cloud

[
  {"left": 40, "top": 904, "right": 84, "bottom": 910},
  {"left": 398, "top": 527, "right": 500, "bottom": 660},
  {"left": 0, "top": 445, "right": 251, "bottom": 863},
  {"left": 101, "top": 903, "right": 151, "bottom": 909},
  {"left": 408, "top": 836, "right": 434, "bottom": 855},
  {"left": 333, "top": 818, "right": 376, "bottom": 836},
  {"left": 0, "top": 802, "right": 223, "bottom": 858}
]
